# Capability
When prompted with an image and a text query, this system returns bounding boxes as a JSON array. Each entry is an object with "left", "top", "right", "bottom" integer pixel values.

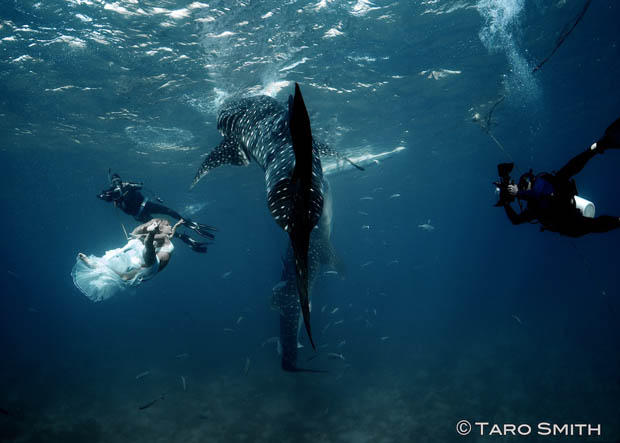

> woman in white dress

[{"left": 72, "top": 218, "right": 183, "bottom": 301}]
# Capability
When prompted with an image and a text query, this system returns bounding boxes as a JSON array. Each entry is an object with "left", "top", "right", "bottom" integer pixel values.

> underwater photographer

[
  {"left": 494, "top": 117, "right": 620, "bottom": 237},
  {"left": 98, "top": 170, "right": 217, "bottom": 252}
]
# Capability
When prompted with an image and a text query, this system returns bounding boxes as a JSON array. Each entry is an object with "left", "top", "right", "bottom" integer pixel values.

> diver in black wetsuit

[
  {"left": 97, "top": 171, "right": 216, "bottom": 252},
  {"left": 495, "top": 117, "right": 620, "bottom": 237}
]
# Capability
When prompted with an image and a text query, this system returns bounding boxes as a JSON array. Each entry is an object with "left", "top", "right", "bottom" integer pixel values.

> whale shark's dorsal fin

[{"left": 190, "top": 137, "right": 250, "bottom": 189}]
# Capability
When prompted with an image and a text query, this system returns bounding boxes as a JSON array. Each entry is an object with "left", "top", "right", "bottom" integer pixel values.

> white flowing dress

[{"left": 71, "top": 238, "right": 162, "bottom": 302}]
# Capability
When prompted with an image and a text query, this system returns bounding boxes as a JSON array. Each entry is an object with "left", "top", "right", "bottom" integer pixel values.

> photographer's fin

[{"left": 598, "top": 117, "right": 620, "bottom": 151}]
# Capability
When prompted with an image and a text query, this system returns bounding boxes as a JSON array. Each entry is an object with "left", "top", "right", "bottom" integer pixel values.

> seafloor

[{"left": 2, "top": 338, "right": 618, "bottom": 443}]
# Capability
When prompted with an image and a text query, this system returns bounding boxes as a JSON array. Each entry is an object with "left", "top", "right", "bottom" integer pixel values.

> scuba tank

[{"left": 573, "top": 195, "right": 595, "bottom": 218}]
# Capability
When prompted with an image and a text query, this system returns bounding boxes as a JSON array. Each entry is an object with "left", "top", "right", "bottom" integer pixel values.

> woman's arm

[
  {"left": 131, "top": 219, "right": 159, "bottom": 237},
  {"left": 170, "top": 219, "right": 184, "bottom": 238},
  {"left": 153, "top": 220, "right": 182, "bottom": 241},
  {"left": 131, "top": 222, "right": 149, "bottom": 236}
]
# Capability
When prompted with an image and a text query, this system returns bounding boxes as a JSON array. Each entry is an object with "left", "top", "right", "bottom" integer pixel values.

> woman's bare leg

[{"left": 78, "top": 253, "right": 94, "bottom": 268}]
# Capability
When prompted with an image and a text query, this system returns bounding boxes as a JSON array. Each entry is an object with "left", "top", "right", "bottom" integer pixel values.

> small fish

[
  {"left": 27, "top": 307, "right": 39, "bottom": 313},
  {"left": 373, "top": 308, "right": 377, "bottom": 316},
  {"left": 261, "top": 336, "right": 279, "bottom": 347},
  {"left": 360, "top": 196, "right": 374, "bottom": 201},
  {"left": 321, "top": 305, "right": 327, "bottom": 313},
  {"left": 511, "top": 314, "right": 523, "bottom": 325},
  {"left": 180, "top": 376, "right": 186, "bottom": 391},
  {"left": 361, "top": 261, "right": 374, "bottom": 268},
  {"left": 236, "top": 316, "right": 244, "bottom": 325},
  {"left": 337, "top": 339, "right": 346, "bottom": 348},
  {"left": 175, "top": 353, "right": 189, "bottom": 359},
  {"left": 321, "top": 322, "right": 332, "bottom": 334},
  {"left": 418, "top": 219, "right": 435, "bottom": 231},
  {"left": 324, "top": 270, "right": 338, "bottom": 276},
  {"left": 135, "top": 371, "right": 150, "bottom": 380},
  {"left": 223, "top": 328, "right": 236, "bottom": 333},
  {"left": 318, "top": 343, "right": 329, "bottom": 349},
  {"left": 389, "top": 193, "right": 401, "bottom": 199},
  {"left": 244, "top": 356, "right": 251, "bottom": 374},
  {"left": 334, "top": 319, "right": 344, "bottom": 326},
  {"left": 357, "top": 210, "right": 369, "bottom": 216},
  {"left": 139, "top": 394, "right": 165, "bottom": 410},
  {"left": 7, "top": 270, "right": 19, "bottom": 279},
  {"left": 361, "top": 225, "right": 370, "bottom": 230},
  {"left": 221, "top": 270, "right": 233, "bottom": 279},
  {"left": 330, "top": 307, "right": 339, "bottom": 315},
  {"left": 380, "top": 336, "right": 389, "bottom": 341},
  {"left": 386, "top": 259, "right": 399, "bottom": 266},
  {"left": 327, "top": 352, "right": 346, "bottom": 361}
]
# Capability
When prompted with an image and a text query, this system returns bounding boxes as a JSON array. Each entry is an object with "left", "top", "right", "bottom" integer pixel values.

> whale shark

[
  {"left": 272, "top": 178, "right": 344, "bottom": 371},
  {"left": 191, "top": 84, "right": 353, "bottom": 348}
]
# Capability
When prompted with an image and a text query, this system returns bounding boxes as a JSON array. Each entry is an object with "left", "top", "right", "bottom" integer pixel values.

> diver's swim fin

[
  {"left": 598, "top": 117, "right": 620, "bottom": 151},
  {"left": 188, "top": 242, "right": 207, "bottom": 253},
  {"left": 185, "top": 220, "right": 217, "bottom": 239},
  {"left": 176, "top": 233, "right": 208, "bottom": 253}
]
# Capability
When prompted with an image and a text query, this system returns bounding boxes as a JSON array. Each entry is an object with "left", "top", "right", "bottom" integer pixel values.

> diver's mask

[{"left": 109, "top": 173, "right": 122, "bottom": 188}]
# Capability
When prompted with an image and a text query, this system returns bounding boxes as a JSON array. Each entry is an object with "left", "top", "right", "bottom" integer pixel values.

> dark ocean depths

[{"left": 1, "top": 0, "right": 619, "bottom": 441}]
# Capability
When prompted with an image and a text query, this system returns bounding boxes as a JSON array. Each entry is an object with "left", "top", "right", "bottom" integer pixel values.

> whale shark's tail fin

[{"left": 288, "top": 83, "right": 320, "bottom": 350}]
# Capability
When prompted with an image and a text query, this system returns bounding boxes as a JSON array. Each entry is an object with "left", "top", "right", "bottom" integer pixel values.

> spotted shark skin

[
  {"left": 272, "top": 178, "right": 343, "bottom": 371},
  {"left": 192, "top": 84, "right": 328, "bottom": 348}
]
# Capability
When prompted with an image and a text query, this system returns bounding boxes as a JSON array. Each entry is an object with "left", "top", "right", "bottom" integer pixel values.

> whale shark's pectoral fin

[
  {"left": 288, "top": 83, "right": 319, "bottom": 350},
  {"left": 190, "top": 137, "right": 250, "bottom": 189},
  {"left": 313, "top": 140, "right": 365, "bottom": 171}
]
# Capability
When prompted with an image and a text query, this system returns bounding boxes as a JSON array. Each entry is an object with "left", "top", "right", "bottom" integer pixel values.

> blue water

[{"left": 1, "top": 0, "right": 619, "bottom": 441}]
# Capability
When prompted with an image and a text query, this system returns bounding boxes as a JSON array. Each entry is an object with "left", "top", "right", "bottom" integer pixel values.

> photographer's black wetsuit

[
  {"left": 503, "top": 147, "right": 620, "bottom": 237},
  {"left": 98, "top": 175, "right": 216, "bottom": 253}
]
